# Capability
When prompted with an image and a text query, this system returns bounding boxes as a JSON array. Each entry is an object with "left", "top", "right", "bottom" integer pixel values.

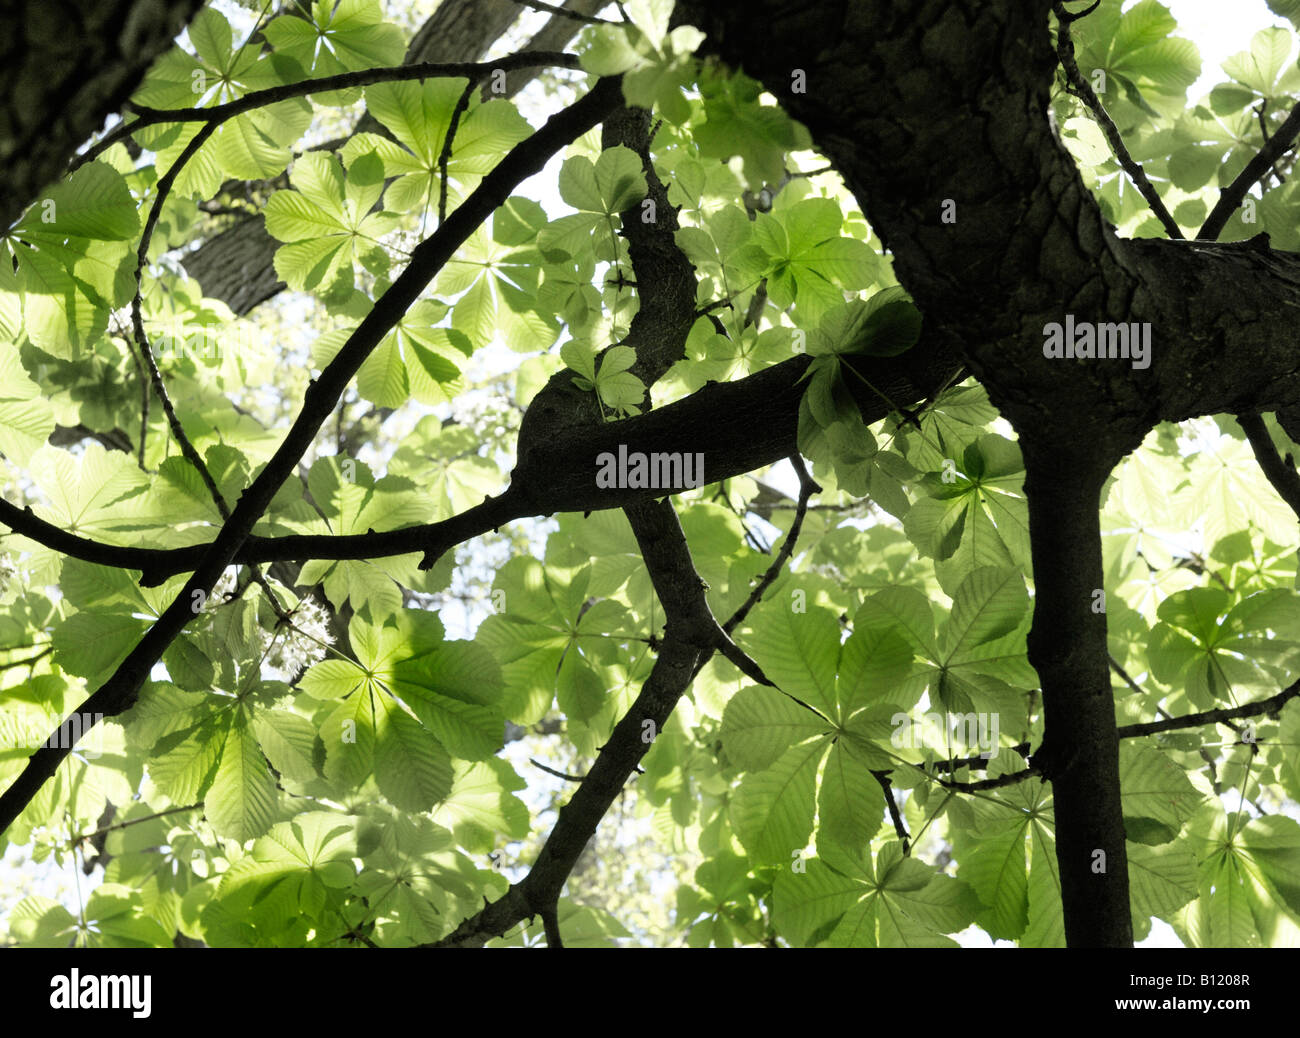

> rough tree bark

[
  {"left": 676, "top": 0, "right": 1300, "bottom": 946},
  {"left": 0, "top": 0, "right": 207, "bottom": 229}
]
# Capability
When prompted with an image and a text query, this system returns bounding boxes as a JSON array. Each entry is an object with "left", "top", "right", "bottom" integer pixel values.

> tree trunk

[{"left": 0, "top": 0, "right": 207, "bottom": 228}]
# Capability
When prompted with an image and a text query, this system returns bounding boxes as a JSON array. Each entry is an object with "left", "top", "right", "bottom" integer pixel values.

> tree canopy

[{"left": 2, "top": 0, "right": 1300, "bottom": 950}]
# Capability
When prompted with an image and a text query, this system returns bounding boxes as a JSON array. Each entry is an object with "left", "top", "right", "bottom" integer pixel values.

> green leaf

[
  {"left": 943, "top": 566, "right": 1029, "bottom": 662},
  {"left": 559, "top": 146, "right": 647, "bottom": 215},
  {"left": 1119, "top": 743, "right": 1204, "bottom": 845},
  {"left": 206, "top": 707, "right": 278, "bottom": 842},
  {"left": 744, "top": 604, "right": 841, "bottom": 718},
  {"left": 720, "top": 685, "right": 831, "bottom": 771},
  {"left": 730, "top": 737, "right": 827, "bottom": 865},
  {"left": 17, "top": 162, "right": 140, "bottom": 240},
  {"left": 374, "top": 697, "right": 454, "bottom": 811}
]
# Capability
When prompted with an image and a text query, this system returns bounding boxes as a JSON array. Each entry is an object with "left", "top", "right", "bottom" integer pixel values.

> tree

[{"left": 1, "top": 0, "right": 1299, "bottom": 950}]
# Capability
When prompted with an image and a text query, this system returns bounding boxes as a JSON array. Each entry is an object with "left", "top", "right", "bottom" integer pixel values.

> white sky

[{"left": 1170, "top": 0, "right": 1290, "bottom": 99}]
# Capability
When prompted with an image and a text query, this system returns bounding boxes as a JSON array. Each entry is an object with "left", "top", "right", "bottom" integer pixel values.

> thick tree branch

[
  {"left": 1199, "top": 100, "right": 1300, "bottom": 241},
  {"left": 0, "top": 337, "right": 959, "bottom": 584}
]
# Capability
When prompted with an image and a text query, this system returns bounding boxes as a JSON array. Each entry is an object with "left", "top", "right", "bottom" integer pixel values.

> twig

[
  {"left": 872, "top": 770, "right": 911, "bottom": 854},
  {"left": 1200, "top": 100, "right": 1300, "bottom": 240},
  {"left": 513, "top": 0, "right": 616, "bottom": 25},
  {"left": 1255, "top": 101, "right": 1289, "bottom": 186},
  {"left": 1238, "top": 412, "right": 1300, "bottom": 516},
  {"left": 438, "top": 77, "right": 481, "bottom": 226},
  {"left": 722, "top": 454, "right": 820, "bottom": 636},
  {"left": 73, "top": 52, "right": 584, "bottom": 172},
  {"left": 529, "top": 757, "right": 586, "bottom": 782},
  {"left": 1116, "top": 679, "right": 1300, "bottom": 738},
  {"left": 130, "top": 122, "right": 229, "bottom": 517},
  {"left": 0, "top": 646, "right": 52, "bottom": 672},
  {"left": 74, "top": 803, "right": 201, "bottom": 843},
  {"left": 1052, "top": 1, "right": 1182, "bottom": 239}
]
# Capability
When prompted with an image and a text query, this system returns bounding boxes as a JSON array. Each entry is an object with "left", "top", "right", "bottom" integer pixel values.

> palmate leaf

[
  {"left": 558, "top": 146, "right": 648, "bottom": 216},
  {"left": 744, "top": 198, "right": 877, "bottom": 324},
  {"left": 345, "top": 78, "right": 532, "bottom": 213},
  {"left": 312, "top": 301, "right": 474, "bottom": 408},
  {"left": 694, "top": 67, "right": 811, "bottom": 189},
  {"left": 208, "top": 812, "right": 358, "bottom": 944},
  {"left": 773, "top": 843, "right": 981, "bottom": 947},
  {"left": 430, "top": 758, "right": 529, "bottom": 853},
  {"left": 1174, "top": 806, "right": 1300, "bottom": 946},
  {"left": 265, "top": 151, "right": 397, "bottom": 297},
  {"left": 950, "top": 774, "right": 1059, "bottom": 943},
  {"left": 263, "top": 0, "right": 405, "bottom": 88}
]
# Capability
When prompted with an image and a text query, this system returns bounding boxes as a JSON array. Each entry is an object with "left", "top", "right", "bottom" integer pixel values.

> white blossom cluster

[{"left": 262, "top": 594, "right": 333, "bottom": 676}]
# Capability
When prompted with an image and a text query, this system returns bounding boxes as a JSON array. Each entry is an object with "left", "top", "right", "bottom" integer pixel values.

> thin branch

[
  {"left": 933, "top": 763, "right": 1041, "bottom": 791},
  {"left": 1199, "top": 100, "right": 1300, "bottom": 240},
  {"left": 529, "top": 758, "right": 586, "bottom": 782},
  {"left": 1238, "top": 412, "right": 1300, "bottom": 516},
  {"left": 437, "top": 77, "right": 481, "bottom": 226},
  {"left": 130, "top": 122, "right": 229, "bottom": 516},
  {"left": 0, "top": 646, "right": 52, "bottom": 672},
  {"left": 74, "top": 52, "right": 584, "bottom": 171},
  {"left": 928, "top": 677, "right": 1300, "bottom": 782},
  {"left": 1255, "top": 101, "right": 1289, "bottom": 186},
  {"left": 1116, "top": 679, "right": 1300, "bottom": 739},
  {"left": 513, "top": 0, "right": 616, "bottom": 25},
  {"left": 1052, "top": 1, "right": 1182, "bottom": 239},
  {"left": 722, "top": 453, "right": 820, "bottom": 636},
  {"left": 1108, "top": 653, "right": 1145, "bottom": 697},
  {"left": 930, "top": 742, "right": 1031, "bottom": 774},
  {"left": 872, "top": 770, "right": 911, "bottom": 854},
  {"left": 74, "top": 803, "right": 200, "bottom": 843}
]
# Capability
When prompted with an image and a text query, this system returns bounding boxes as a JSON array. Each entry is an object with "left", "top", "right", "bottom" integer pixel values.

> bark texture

[
  {"left": 0, "top": 0, "right": 206, "bottom": 229},
  {"left": 675, "top": 0, "right": 1300, "bottom": 945}
]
